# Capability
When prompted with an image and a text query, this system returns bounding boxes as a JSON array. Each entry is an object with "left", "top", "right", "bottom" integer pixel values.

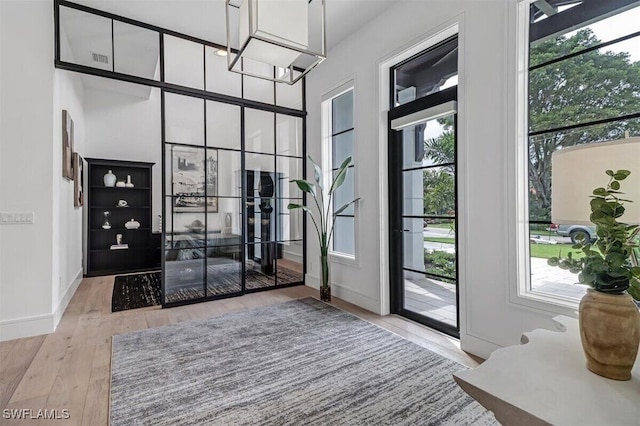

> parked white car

[{"left": 549, "top": 224, "right": 597, "bottom": 244}]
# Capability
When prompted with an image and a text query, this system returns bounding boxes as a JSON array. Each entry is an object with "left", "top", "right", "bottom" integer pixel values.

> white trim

[
  {"left": 390, "top": 101, "right": 457, "bottom": 130},
  {"left": 0, "top": 313, "right": 53, "bottom": 342},
  {"left": 507, "top": 0, "right": 581, "bottom": 317},
  {"left": 321, "top": 79, "right": 359, "bottom": 261},
  {"left": 377, "top": 21, "right": 460, "bottom": 317},
  {"left": 305, "top": 273, "right": 381, "bottom": 314},
  {"left": 53, "top": 267, "right": 83, "bottom": 328}
]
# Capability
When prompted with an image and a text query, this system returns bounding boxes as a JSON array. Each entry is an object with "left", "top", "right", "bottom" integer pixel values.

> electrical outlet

[{"left": 0, "top": 212, "right": 34, "bottom": 224}]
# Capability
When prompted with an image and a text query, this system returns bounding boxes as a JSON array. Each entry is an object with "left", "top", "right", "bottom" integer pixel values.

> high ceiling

[{"left": 69, "top": 0, "right": 398, "bottom": 50}]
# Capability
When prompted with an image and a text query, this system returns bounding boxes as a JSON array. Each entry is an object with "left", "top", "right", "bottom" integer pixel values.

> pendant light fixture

[{"left": 225, "top": 0, "right": 326, "bottom": 84}]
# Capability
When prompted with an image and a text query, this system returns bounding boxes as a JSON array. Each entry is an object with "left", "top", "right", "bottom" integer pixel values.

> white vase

[
  {"left": 103, "top": 170, "right": 116, "bottom": 187},
  {"left": 125, "top": 219, "right": 140, "bottom": 230},
  {"left": 125, "top": 175, "right": 134, "bottom": 188}
]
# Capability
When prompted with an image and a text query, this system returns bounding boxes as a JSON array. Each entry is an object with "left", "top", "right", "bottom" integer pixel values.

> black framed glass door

[{"left": 388, "top": 36, "right": 459, "bottom": 336}]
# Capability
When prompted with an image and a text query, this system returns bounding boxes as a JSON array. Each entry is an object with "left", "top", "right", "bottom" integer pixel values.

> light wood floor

[{"left": 0, "top": 276, "right": 481, "bottom": 425}]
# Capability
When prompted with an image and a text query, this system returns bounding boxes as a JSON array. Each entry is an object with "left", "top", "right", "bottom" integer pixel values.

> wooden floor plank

[{"left": 2, "top": 277, "right": 480, "bottom": 423}]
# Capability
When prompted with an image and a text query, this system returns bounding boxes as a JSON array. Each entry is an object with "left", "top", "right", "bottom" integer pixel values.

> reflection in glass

[
  {"left": 246, "top": 243, "right": 276, "bottom": 290},
  {"left": 394, "top": 37, "right": 458, "bottom": 106},
  {"left": 402, "top": 166, "right": 456, "bottom": 217},
  {"left": 113, "top": 21, "right": 159, "bottom": 80},
  {"left": 276, "top": 253, "right": 304, "bottom": 285},
  {"left": 165, "top": 93, "right": 204, "bottom": 145},
  {"left": 278, "top": 202, "right": 303, "bottom": 242},
  {"left": 215, "top": 150, "right": 242, "bottom": 198},
  {"left": 164, "top": 35, "right": 204, "bottom": 89},
  {"left": 276, "top": 156, "right": 303, "bottom": 199},
  {"left": 245, "top": 109, "right": 275, "bottom": 153},
  {"left": 60, "top": 6, "right": 112, "bottom": 71},
  {"left": 207, "top": 249, "right": 242, "bottom": 296},
  {"left": 164, "top": 249, "right": 205, "bottom": 304},
  {"left": 242, "top": 60, "right": 275, "bottom": 104},
  {"left": 332, "top": 90, "right": 354, "bottom": 134},
  {"left": 276, "top": 114, "right": 303, "bottom": 157},
  {"left": 333, "top": 216, "right": 355, "bottom": 255},
  {"left": 206, "top": 101, "right": 241, "bottom": 150},
  {"left": 205, "top": 46, "right": 241, "bottom": 97}
]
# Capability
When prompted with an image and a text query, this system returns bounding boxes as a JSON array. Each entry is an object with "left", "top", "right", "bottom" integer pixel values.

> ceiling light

[
  {"left": 225, "top": 0, "right": 326, "bottom": 85},
  {"left": 215, "top": 49, "right": 228, "bottom": 57}
]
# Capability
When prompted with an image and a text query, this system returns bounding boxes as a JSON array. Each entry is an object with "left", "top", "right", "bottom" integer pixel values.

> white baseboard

[
  {"left": 0, "top": 268, "right": 83, "bottom": 342},
  {"left": 459, "top": 331, "right": 503, "bottom": 360},
  {"left": 283, "top": 249, "right": 303, "bottom": 262},
  {"left": 53, "top": 268, "right": 83, "bottom": 329},
  {"left": 305, "top": 273, "right": 382, "bottom": 315},
  {"left": 0, "top": 313, "right": 53, "bottom": 342}
]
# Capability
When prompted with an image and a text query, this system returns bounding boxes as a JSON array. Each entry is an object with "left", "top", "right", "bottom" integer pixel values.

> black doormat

[{"left": 112, "top": 272, "right": 162, "bottom": 312}]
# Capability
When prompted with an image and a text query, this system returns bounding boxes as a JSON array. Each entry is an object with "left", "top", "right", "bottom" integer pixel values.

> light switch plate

[{"left": 0, "top": 212, "right": 35, "bottom": 224}]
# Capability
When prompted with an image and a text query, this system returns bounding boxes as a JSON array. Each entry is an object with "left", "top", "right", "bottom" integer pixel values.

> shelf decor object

[
  {"left": 225, "top": 0, "right": 326, "bottom": 84},
  {"left": 104, "top": 169, "right": 117, "bottom": 187},
  {"left": 125, "top": 175, "right": 134, "bottom": 188},
  {"left": 86, "top": 158, "right": 155, "bottom": 276},
  {"left": 102, "top": 211, "right": 111, "bottom": 229}
]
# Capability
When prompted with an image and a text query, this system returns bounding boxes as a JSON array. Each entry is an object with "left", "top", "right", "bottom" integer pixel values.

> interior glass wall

[{"left": 55, "top": 0, "right": 306, "bottom": 308}]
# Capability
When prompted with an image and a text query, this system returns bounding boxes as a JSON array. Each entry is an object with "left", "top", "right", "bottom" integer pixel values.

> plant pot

[
  {"left": 320, "top": 254, "right": 330, "bottom": 302},
  {"left": 579, "top": 288, "right": 640, "bottom": 380}
]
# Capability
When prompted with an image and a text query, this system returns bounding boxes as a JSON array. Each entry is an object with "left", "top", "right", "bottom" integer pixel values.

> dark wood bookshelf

[{"left": 85, "top": 158, "right": 155, "bottom": 277}]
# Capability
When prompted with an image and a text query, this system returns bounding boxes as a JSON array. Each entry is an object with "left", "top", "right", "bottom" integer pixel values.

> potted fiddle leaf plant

[
  {"left": 288, "top": 155, "right": 360, "bottom": 302},
  {"left": 548, "top": 169, "right": 640, "bottom": 380}
]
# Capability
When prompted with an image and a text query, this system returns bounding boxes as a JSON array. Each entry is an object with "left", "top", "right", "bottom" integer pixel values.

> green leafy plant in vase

[
  {"left": 288, "top": 155, "right": 360, "bottom": 302},
  {"left": 547, "top": 169, "right": 640, "bottom": 380}
]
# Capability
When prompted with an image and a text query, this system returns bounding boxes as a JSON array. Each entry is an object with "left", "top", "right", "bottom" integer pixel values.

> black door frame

[{"left": 388, "top": 85, "right": 460, "bottom": 338}]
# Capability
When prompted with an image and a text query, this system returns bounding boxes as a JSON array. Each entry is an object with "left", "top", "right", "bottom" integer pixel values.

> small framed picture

[
  {"left": 62, "top": 110, "right": 74, "bottom": 180},
  {"left": 73, "top": 153, "right": 84, "bottom": 207}
]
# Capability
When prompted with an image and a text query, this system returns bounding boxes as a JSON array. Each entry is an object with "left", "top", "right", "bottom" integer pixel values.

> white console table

[{"left": 454, "top": 316, "right": 640, "bottom": 425}]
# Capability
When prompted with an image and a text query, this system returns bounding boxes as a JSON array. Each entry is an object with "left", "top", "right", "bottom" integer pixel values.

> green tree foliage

[
  {"left": 528, "top": 29, "right": 640, "bottom": 221},
  {"left": 423, "top": 168, "right": 455, "bottom": 216}
]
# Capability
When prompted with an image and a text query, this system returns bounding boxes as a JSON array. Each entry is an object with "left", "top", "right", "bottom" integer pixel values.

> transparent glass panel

[
  {"left": 207, "top": 249, "right": 242, "bottom": 296},
  {"left": 164, "top": 249, "right": 205, "bottom": 304},
  {"left": 277, "top": 201, "right": 303, "bottom": 241},
  {"left": 164, "top": 93, "right": 204, "bottom": 145},
  {"left": 332, "top": 130, "right": 354, "bottom": 169},
  {"left": 276, "top": 73, "right": 303, "bottom": 110},
  {"left": 164, "top": 35, "right": 204, "bottom": 89},
  {"left": 403, "top": 270, "right": 457, "bottom": 328},
  {"left": 206, "top": 101, "right": 241, "bottom": 150},
  {"left": 246, "top": 243, "right": 277, "bottom": 290},
  {"left": 166, "top": 210, "right": 207, "bottom": 247},
  {"left": 394, "top": 37, "right": 458, "bottom": 107},
  {"left": 332, "top": 90, "right": 354, "bottom": 134},
  {"left": 527, "top": 117, "right": 640, "bottom": 223},
  {"left": 113, "top": 21, "right": 159, "bottom": 80},
  {"left": 402, "top": 166, "right": 456, "bottom": 217},
  {"left": 276, "top": 114, "right": 303, "bottom": 157},
  {"left": 276, "top": 156, "right": 303, "bottom": 199},
  {"left": 529, "top": 37, "right": 640, "bottom": 133},
  {"left": 245, "top": 109, "right": 275, "bottom": 153},
  {"left": 242, "top": 60, "right": 275, "bottom": 104},
  {"left": 404, "top": 217, "right": 456, "bottom": 278},
  {"left": 210, "top": 199, "right": 243, "bottom": 236},
  {"left": 205, "top": 46, "right": 241, "bottom": 98},
  {"left": 215, "top": 150, "right": 242, "bottom": 198},
  {"left": 528, "top": 223, "right": 587, "bottom": 300},
  {"left": 402, "top": 115, "right": 455, "bottom": 169},
  {"left": 530, "top": 4, "right": 640, "bottom": 67},
  {"left": 246, "top": 153, "right": 275, "bottom": 184},
  {"left": 276, "top": 251, "right": 304, "bottom": 285},
  {"left": 333, "top": 216, "right": 355, "bottom": 255},
  {"left": 59, "top": 6, "right": 112, "bottom": 71},
  {"left": 246, "top": 197, "right": 277, "bottom": 243},
  {"left": 333, "top": 167, "right": 355, "bottom": 216},
  {"left": 167, "top": 144, "right": 205, "bottom": 197}
]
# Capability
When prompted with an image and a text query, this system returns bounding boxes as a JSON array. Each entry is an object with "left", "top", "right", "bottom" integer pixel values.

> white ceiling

[{"left": 68, "top": 0, "right": 398, "bottom": 50}]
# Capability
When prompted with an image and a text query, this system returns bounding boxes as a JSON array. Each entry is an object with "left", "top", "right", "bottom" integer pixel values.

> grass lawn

[
  {"left": 529, "top": 243, "right": 585, "bottom": 259},
  {"left": 424, "top": 237, "right": 456, "bottom": 244}
]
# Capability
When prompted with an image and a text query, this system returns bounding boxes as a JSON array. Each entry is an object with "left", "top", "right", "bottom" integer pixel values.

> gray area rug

[{"left": 110, "top": 298, "right": 495, "bottom": 425}]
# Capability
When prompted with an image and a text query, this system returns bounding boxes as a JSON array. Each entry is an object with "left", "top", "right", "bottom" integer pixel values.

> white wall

[
  {"left": 0, "top": 0, "right": 56, "bottom": 340},
  {"left": 305, "top": 0, "right": 557, "bottom": 358},
  {"left": 83, "top": 85, "right": 162, "bottom": 231}
]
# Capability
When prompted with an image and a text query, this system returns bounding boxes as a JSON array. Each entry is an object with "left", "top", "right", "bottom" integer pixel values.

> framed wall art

[
  {"left": 73, "top": 153, "right": 84, "bottom": 207},
  {"left": 171, "top": 145, "right": 218, "bottom": 212},
  {"left": 62, "top": 110, "right": 74, "bottom": 180}
]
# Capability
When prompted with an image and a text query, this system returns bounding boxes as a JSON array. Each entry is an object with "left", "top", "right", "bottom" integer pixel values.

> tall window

[
  {"left": 326, "top": 88, "right": 356, "bottom": 256},
  {"left": 526, "top": 1, "right": 640, "bottom": 301}
]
